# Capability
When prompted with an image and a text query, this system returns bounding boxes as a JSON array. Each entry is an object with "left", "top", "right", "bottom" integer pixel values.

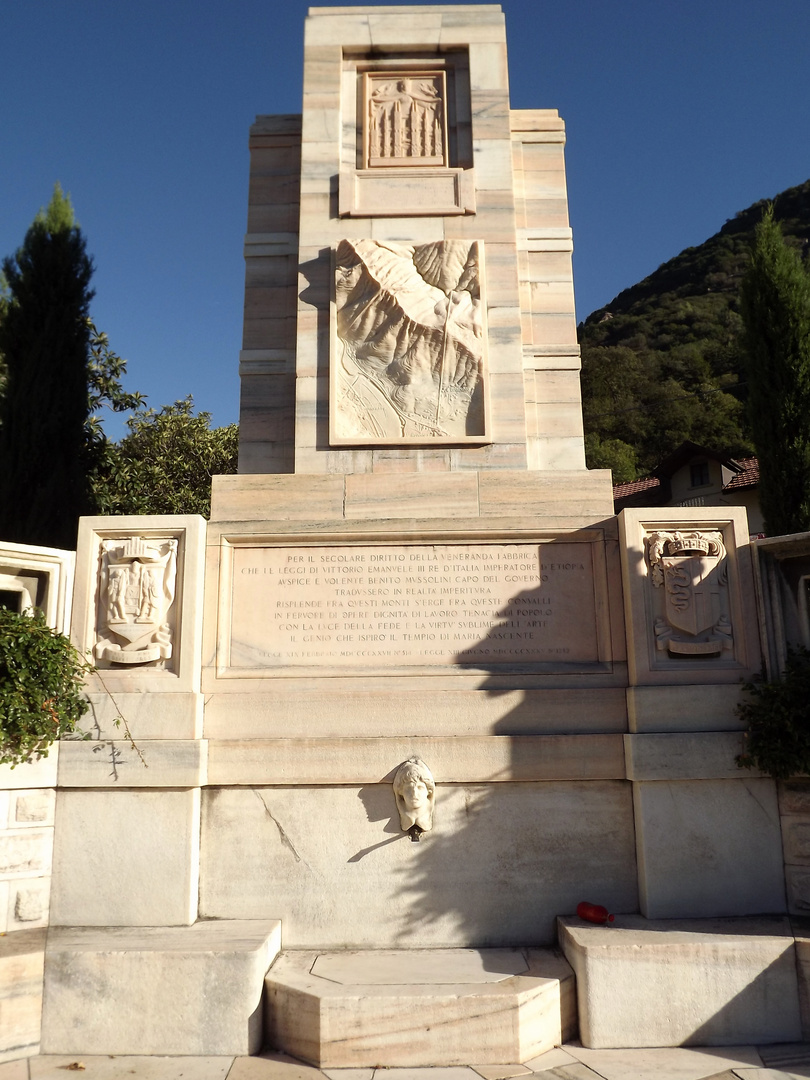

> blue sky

[{"left": 2, "top": 1, "right": 809, "bottom": 437}]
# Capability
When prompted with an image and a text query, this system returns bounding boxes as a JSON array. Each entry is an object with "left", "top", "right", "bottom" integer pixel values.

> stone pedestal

[
  {"left": 559, "top": 915, "right": 802, "bottom": 1048},
  {"left": 265, "top": 948, "right": 575, "bottom": 1066},
  {"left": 41, "top": 921, "right": 281, "bottom": 1056}
]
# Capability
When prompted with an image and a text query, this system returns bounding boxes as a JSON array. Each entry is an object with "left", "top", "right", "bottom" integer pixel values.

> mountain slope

[{"left": 579, "top": 178, "right": 810, "bottom": 480}]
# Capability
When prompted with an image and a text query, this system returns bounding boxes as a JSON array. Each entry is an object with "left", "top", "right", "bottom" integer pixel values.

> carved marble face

[
  {"left": 400, "top": 772, "right": 429, "bottom": 811},
  {"left": 393, "top": 758, "right": 435, "bottom": 833}
]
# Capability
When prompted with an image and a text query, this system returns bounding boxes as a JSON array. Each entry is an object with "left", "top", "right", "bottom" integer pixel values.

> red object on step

[{"left": 576, "top": 901, "right": 615, "bottom": 924}]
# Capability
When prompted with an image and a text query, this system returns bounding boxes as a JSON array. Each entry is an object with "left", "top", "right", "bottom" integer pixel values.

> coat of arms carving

[
  {"left": 646, "top": 530, "right": 733, "bottom": 657},
  {"left": 95, "top": 536, "right": 178, "bottom": 665}
]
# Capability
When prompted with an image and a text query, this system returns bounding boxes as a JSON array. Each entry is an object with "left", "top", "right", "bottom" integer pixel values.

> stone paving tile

[
  {"left": 322, "top": 1071, "right": 374, "bottom": 1080},
  {"left": 470, "top": 1066, "right": 532, "bottom": 1079},
  {"left": 734, "top": 1070, "right": 810, "bottom": 1080},
  {"left": 367, "top": 1071, "right": 478, "bottom": 1080},
  {"left": 226, "top": 1054, "right": 326, "bottom": 1080},
  {"left": 0, "top": 1060, "right": 28, "bottom": 1080},
  {"left": 538, "top": 1066, "right": 603, "bottom": 1080},
  {"left": 758, "top": 1047, "right": 810, "bottom": 1071},
  {"left": 562, "top": 1046, "right": 764, "bottom": 1080},
  {"left": 522, "top": 1050, "right": 578, "bottom": 1073},
  {"left": 30, "top": 1058, "right": 233, "bottom": 1080}
]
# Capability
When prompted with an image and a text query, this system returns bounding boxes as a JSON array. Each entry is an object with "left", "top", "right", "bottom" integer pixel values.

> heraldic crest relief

[
  {"left": 95, "top": 536, "right": 178, "bottom": 665},
  {"left": 645, "top": 530, "right": 733, "bottom": 657}
]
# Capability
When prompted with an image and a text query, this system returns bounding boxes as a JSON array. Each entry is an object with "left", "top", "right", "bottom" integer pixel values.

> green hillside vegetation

[{"left": 580, "top": 178, "right": 810, "bottom": 481}]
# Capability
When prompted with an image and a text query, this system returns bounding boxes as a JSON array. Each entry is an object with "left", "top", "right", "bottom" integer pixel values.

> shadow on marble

[
  {"left": 758, "top": 1045, "right": 810, "bottom": 1072},
  {"left": 734, "top": 1070, "right": 810, "bottom": 1080},
  {"left": 563, "top": 1045, "right": 764, "bottom": 1080}
]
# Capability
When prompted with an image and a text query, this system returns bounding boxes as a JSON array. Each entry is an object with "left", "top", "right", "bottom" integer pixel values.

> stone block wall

[
  {"left": 779, "top": 779, "right": 810, "bottom": 915},
  {"left": 0, "top": 540, "right": 73, "bottom": 1061}
]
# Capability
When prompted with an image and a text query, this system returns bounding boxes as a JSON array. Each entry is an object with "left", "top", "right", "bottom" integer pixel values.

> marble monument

[{"left": 0, "top": 3, "right": 801, "bottom": 1067}]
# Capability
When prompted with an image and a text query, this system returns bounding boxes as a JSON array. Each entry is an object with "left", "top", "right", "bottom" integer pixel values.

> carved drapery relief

[
  {"left": 645, "top": 530, "right": 733, "bottom": 657},
  {"left": 95, "top": 536, "right": 177, "bottom": 665},
  {"left": 333, "top": 238, "right": 486, "bottom": 443},
  {"left": 365, "top": 72, "right": 447, "bottom": 168}
]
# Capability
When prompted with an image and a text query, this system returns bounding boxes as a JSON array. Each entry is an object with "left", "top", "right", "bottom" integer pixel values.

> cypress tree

[
  {"left": 0, "top": 186, "right": 95, "bottom": 549},
  {"left": 740, "top": 206, "right": 810, "bottom": 536}
]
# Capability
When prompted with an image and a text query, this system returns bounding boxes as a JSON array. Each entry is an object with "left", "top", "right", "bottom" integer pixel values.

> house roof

[
  {"left": 723, "top": 456, "right": 759, "bottom": 490},
  {"left": 613, "top": 475, "right": 661, "bottom": 498},
  {"left": 612, "top": 448, "right": 760, "bottom": 507}
]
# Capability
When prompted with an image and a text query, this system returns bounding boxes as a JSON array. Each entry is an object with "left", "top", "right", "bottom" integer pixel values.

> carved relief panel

[
  {"left": 645, "top": 531, "right": 732, "bottom": 658},
  {"left": 364, "top": 72, "right": 448, "bottom": 168},
  {"left": 95, "top": 536, "right": 178, "bottom": 665},
  {"left": 618, "top": 508, "right": 761, "bottom": 685},
  {"left": 331, "top": 238, "right": 489, "bottom": 444},
  {"left": 339, "top": 59, "right": 474, "bottom": 217},
  {"left": 72, "top": 516, "right": 206, "bottom": 693}
]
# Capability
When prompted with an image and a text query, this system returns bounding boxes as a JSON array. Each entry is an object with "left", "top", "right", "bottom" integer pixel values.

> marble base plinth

[
  {"left": 41, "top": 920, "right": 281, "bottom": 1056},
  {"left": 264, "top": 947, "right": 576, "bottom": 1067},
  {"left": 558, "top": 914, "right": 802, "bottom": 1048},
  {"left": 0, "top": 927, "right": 45, "bottom": 1062}
]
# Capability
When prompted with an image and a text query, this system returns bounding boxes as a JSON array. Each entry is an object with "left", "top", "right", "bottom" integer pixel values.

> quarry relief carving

[
  {"left": 393, "top": 757, "right": 435, "bottom": 841},
  {"left": 95, "top": 536, "right": 177, "bottom": 665},
  {"left": 333, "top": 238, "right": 486, "bottom": 443},
  {"left": 646, "top": 530, "right": 732, "bottom": 657},
  {"left": 365, "top": 72, "right": 447, "bottom": 167}
]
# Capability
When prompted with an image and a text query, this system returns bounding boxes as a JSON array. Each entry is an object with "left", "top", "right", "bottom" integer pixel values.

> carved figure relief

[
  {"left": 365, "top": 72, "right": 447, "bottom": 167},
  {"left": 646, "top": 530, "right": 733, "bottom": 657},
  {"left": 393, "top": 757, "right": 435, "bottom": 841},
  {"left": 333, "top": 238, "right": 486, "bottom": 442},
  {"left": 95, "top": 536, "right": 178, "bottom": 665}
]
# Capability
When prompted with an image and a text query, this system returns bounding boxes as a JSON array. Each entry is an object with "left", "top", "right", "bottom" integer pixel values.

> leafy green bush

[
  {"left": 737, "top": 648, "right": 810, "bottom": 779},
  {"left": 0, "top": 607, "right": 89, "bottom": 766}
]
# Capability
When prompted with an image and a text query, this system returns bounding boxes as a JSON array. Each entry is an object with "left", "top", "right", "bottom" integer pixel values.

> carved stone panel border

[
  {"left": 338, "top": 53, "right": 475, "bottom": 218},
  {"left": 71, "top": 515, "right": 207, "bottom": 694},
  {"left": 618, "top": 507, "right": 761, "bottom": 686},
  {"left": 211, "top": 526, "right": 615, "bottom": 683}
]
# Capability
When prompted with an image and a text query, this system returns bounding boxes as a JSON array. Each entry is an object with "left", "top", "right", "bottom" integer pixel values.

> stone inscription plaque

[{"left": 227, "top": 542, "right": 598, "bottom": 672}]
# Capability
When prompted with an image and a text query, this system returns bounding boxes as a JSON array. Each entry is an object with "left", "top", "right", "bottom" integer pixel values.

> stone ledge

[
  {"left": 206, "top": 734, "right": 625, "bottom": 785},
  {"left": 558, "top": 914, "right": 802, "bottom": 1048},
  {"left": 41, "top": 920, "right": 281, "bottom": 1056},
  {"left": 623, "top": 731, "right": 755, "bottom": 780}
]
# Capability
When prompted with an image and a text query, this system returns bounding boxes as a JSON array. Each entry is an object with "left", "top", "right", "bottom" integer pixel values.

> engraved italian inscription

[
  {"left": 365, "top": 71, "right": 447, "bottom": 168},
  {"left": 646, "top": 530, "right": 732, "bottom": 657},
  {"left": 227, "top": 542, "right": 597, "bottom": 671},
  {"left": 333, "top": 238, "right": 487, "bottom": 444},
  {"left": 95, "top": 536, "right": 177, "bottom": 665}
]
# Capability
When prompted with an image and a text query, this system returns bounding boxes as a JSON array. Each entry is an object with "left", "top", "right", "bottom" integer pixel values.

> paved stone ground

[{"left": 4, "top": 1045, "right": 810, "bottom": 1080}]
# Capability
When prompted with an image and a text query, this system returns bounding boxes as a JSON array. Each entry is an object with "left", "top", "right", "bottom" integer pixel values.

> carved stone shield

[
  {"left": 661, "top": 554, "right": 723, "bottom": 637},
  {"left": 95, "top": 536, "right": 177, "bottom": 665}
]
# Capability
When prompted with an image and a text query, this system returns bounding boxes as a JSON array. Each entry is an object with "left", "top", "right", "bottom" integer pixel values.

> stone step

[
  {"left": 558, "top": 914, "right": 803, "bottom": 1048},
  {"left": 41, "top": 920, "right": 281, "bottom": 1056},
  {"left": 264, "top": 947, "right": 576, "bottom": 1067}
]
